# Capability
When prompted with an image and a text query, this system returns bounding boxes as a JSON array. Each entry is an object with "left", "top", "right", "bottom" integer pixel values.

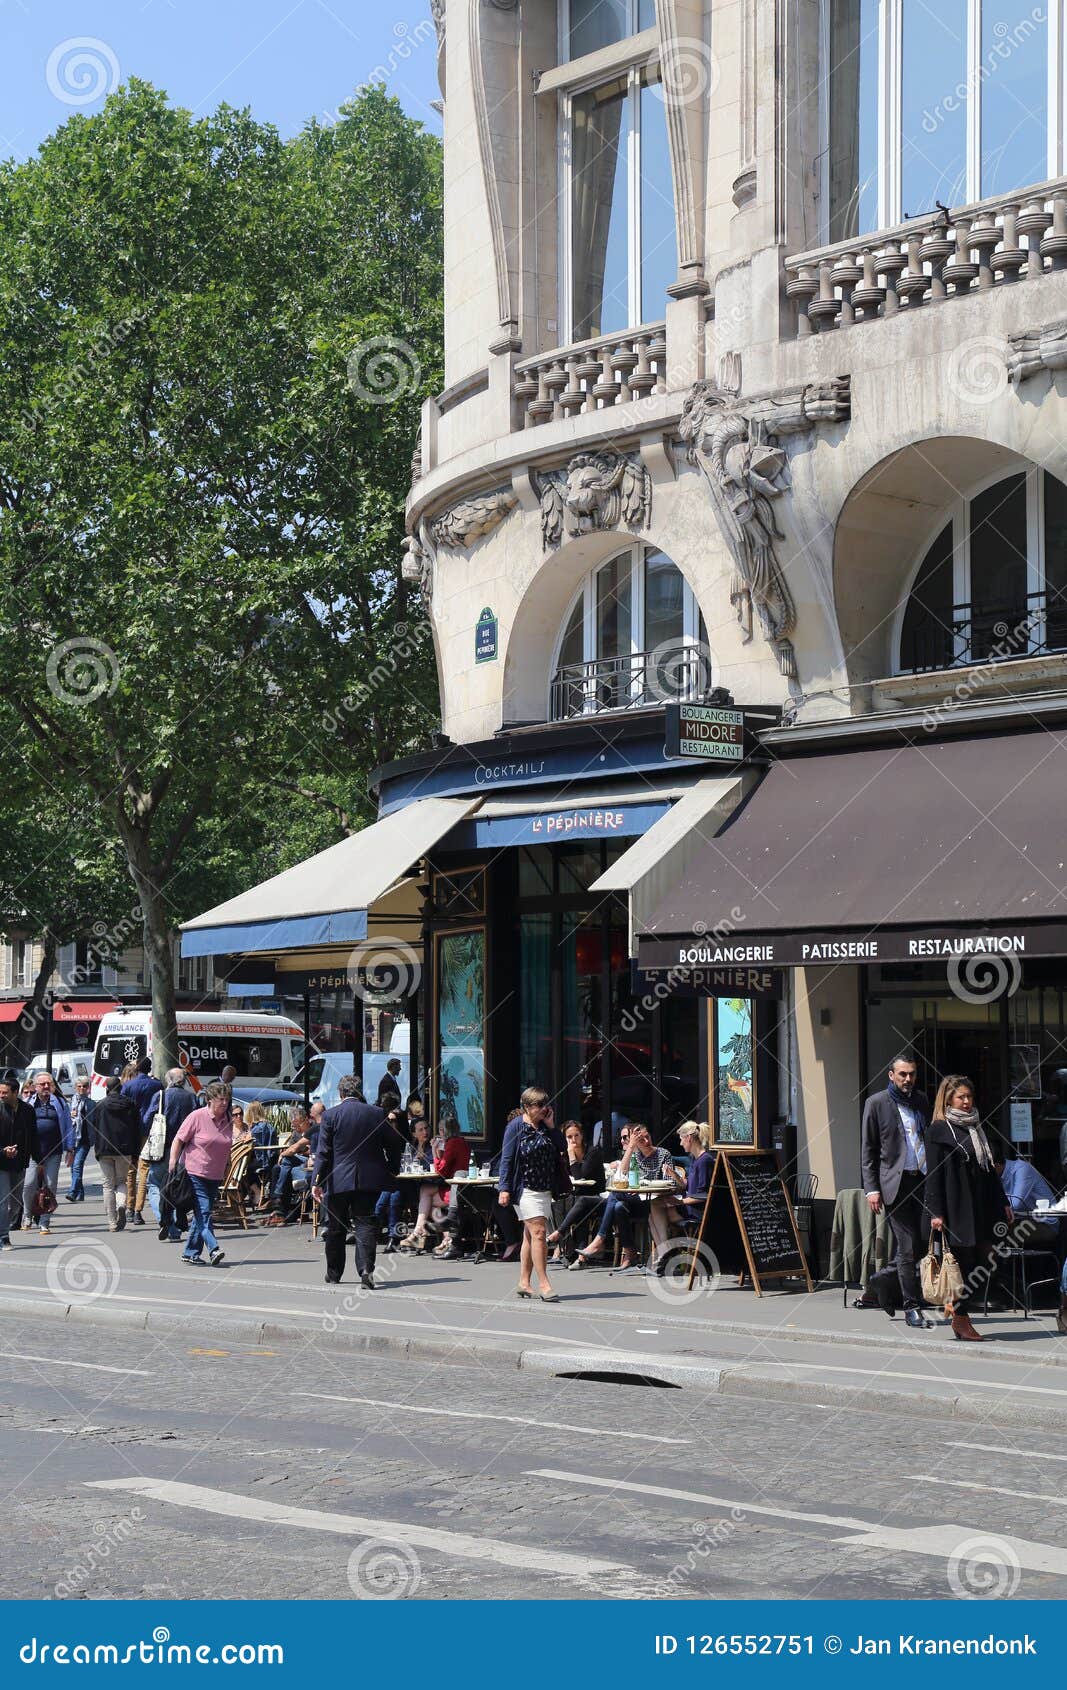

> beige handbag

[{"left": 920, "top": 1231, "right": 965, "bottom": 1308}]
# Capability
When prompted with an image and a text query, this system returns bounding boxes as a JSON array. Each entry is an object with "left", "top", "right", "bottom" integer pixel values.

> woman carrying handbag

[{"left": 925, "top": 1074, "right": 1013, "bottom": 1342}]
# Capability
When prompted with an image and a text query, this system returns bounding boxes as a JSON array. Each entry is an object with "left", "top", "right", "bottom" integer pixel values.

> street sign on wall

[{"left": 475, "top": 607, "right": 498, "bottom": 664}]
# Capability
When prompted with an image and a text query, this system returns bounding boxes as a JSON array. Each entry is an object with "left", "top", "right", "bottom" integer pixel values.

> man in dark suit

[
  {"left": 861, "top": 1054, "right": 932, "bottom": 1329},
  {"left": 312, "top": 1075, "right": 402, "bottom": 1288}
]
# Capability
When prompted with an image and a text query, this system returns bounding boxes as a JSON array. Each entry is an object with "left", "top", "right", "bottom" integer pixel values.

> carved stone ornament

[
  {"left": 402, "top": 529, "right": 433, "bottom": 613},
  {"left": 430, "top": 0, "right": 445, "bottom": 51},
  {"left": 430, "top": 484, "right": 518, "bottom": 549},
  {"left": 535, "top": 450, "right": 652, "bottom": 553},
  {"left": 679, "top": 374, "right": 851, "bottom": 680},
  {"left": 1006, "top": 319, "right": 1067, "bottom": 384}
]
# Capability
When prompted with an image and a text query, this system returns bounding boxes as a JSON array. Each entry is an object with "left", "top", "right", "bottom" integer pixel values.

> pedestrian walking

[
  {"left": 168, "top": 1081, "right": 233, "bottom": 1267},
  {"left": 66, "top": 1077, "right": 95, "bottom": 1203},
  {"left": 121, "top": 1057, "right": 163, "bottom": 1227},
  {"left": 0, "top": 1073, "right": 40, "bottom": 1248},
  {"left": 860, "top": 1054, "right": 933, "bottom": 1330},
  {"left": 926, "top": 1074, "right": 1014, "bottom": 1343},
  {"left": 498, "top": 1087, "right": 568, "bottom": 1303},
  {"left": 312, "top": 1075, "right": 402, "bottom": 1289},
  {"left": 21, "top": 1071, "right": 74, "bottom": 1236},
  {"left": 92, "top": 1077, "right": 143, "bottom": 1232},
  {"left": 153, "top": 1068, "right": 195, "bottom": 1240}
]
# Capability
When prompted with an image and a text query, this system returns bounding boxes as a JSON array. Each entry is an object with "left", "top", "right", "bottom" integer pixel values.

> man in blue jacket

[
  {"left": 22, "top": 1071, "right": 74, "bottom": 1235},
  {"left": 312, "top": 1076, "right": 402, "bottom": 1289},
  {"left": 122, "top": 1057, "right": 164, "bottom": 1226}
]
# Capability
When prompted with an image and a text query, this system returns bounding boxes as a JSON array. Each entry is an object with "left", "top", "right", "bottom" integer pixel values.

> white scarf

[{"left": 944, "top": 1106, "right": 994, "bottom": 1171}]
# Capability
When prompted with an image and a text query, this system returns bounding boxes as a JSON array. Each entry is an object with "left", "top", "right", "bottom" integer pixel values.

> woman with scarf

[{"left": 926, "top": 1075, "right": 1013, "bottom": 1342}]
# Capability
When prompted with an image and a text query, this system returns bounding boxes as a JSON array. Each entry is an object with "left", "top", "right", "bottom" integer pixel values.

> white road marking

[
  {"left": 86, "top": 1478, "right": 635, "bottom": 1585},
  {"left": 291, "top": 1390, "right": 674, "bottom": 1443},
  {"left": 0, "top": 1350, "right": 151, "bottom": 1377},
  {"left": 949, "top": 1439, "right": 1067, "bottom": 1464},
  {"left": 526, "top": 1468, "right": 1067, "bottom": 1577},
  {"left": 751, "top": 1358, "right": 1067, "bottom": 1397},
  {"left": 910, "top": 1474, "right": 1067, "bottom": 1508}
]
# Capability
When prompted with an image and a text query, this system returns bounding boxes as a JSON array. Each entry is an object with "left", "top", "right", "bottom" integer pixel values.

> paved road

[{"left": 2, "top": 1318, "right": 1067, "bottom": 1601}]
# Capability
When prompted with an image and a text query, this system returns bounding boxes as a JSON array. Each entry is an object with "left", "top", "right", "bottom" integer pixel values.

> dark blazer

[
  {"left": 498, "top": 1118, "right": 569, "bottom": 1203},
  {"left": 313, "top": 1098, "right": 402, "bottom": 1196},
  {"left": 162, "top": 1085, "right": 197, "bottom": 1157},
  {"left": 925, "top": 1119, "right": 1006, "bottom": 1250},
  {"left": 92, "top": 1094, "right": 144, "bottom": 1160},
  {"left": 0, "top": 1099, "right": 41, "bottom": 1173},
  {"left": 861, "top": 1088, "right": 931, "bottom": 1205},
  {"left": 570, "top": 1145, "right": 607, "bottom": 1192}
]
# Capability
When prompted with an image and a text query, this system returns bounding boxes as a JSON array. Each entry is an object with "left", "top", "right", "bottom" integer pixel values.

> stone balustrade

[
  {"left": 513, "top": 322, "right": 668, "bottom": 428},
  {"left": 784, "top": 179, "right": 1067, "bottom": 337}
]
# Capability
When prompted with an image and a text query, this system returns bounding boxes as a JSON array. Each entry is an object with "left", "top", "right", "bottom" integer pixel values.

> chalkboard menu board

[{"left": 689, "top": 1150, "right": 813, "bottom": 1296}]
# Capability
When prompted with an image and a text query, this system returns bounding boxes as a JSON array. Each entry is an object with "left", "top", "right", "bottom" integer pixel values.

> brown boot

[
  {"left": 1057, "top": 1296, "right": 1067, "bottom": 1336},
  {"left": 951, "top": 1309, "right": 984, "bottom": 1342}
]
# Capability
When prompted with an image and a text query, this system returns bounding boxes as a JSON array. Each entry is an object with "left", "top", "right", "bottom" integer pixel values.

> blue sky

[{"left": 0, "top": 0, "right": 442, "bottom": 161}]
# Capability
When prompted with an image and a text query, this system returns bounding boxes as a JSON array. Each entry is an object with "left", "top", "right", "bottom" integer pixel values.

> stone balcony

[
  {"left": 785, "top": 177, "right": 1067, "bottom": 338},
  {"left": 512, "top": 322, "right": 668, "bottom": 430}
]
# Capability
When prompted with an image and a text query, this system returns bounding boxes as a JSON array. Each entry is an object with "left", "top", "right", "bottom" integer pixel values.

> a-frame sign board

[{"left": 686, "top": 1148, "right": 814, "bottom": 1297}]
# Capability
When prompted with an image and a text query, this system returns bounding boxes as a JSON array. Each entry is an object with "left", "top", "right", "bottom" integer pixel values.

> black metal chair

[{"left": 982, "top": 1243, "right": 1062, "bottom": 1319}]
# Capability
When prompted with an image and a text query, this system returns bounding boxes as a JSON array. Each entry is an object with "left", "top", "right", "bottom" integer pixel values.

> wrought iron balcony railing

[
  {"left": 898, "top": 591, "right": 1067, "bottom": 674},
  {"left": 549, "top": 647, "right": 711, "bottom": 720}
]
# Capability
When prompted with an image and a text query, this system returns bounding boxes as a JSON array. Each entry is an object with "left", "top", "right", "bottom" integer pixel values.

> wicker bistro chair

[{"left": 214, "top": 1142, "right": 254, "bottom": 1231}]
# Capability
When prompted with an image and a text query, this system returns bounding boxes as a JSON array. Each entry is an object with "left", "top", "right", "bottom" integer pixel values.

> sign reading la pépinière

[
  {"left": 664, "top": 702, "right": 745, "bottom": 762},
  {"left": 475, "top": 607, "right": 498, "bottom": 664}
]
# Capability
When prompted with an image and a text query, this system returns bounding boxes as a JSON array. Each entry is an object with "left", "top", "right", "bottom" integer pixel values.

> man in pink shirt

[{"left": 168, "top": 1081, "right": 232, "bottom": 1266}]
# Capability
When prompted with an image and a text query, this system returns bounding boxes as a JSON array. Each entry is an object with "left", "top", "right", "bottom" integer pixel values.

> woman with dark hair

[
  {"left": 546, "top": 1120, "right": 606, "bottom": 1258},
  {"left": 401, "top": 1115, "right": 467, "bottom": 1251},
  {"left": 498, "top": 1087, "right": 569, "bottom": 1302},
  {"left": 926, "top": 1074, "right": 1013, "bottom": 1342}
]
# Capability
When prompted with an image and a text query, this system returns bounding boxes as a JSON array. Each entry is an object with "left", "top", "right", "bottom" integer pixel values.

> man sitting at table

[
  {"left": 263, "top": 1109, "right": 313, "bottom": 1226},
  {"left": 574, "top": 1123, "right": 675, "bottom": 1274}
]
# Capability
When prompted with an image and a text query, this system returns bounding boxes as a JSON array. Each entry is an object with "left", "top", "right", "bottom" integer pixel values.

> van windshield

[{"left": 95, "top": 1032, "right": 149, "bottom": 1077}]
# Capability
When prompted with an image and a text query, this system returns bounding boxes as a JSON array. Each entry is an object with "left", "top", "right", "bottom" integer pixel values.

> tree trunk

[
  {"left": 20, "top": 932, "right": 58, "bottom": 1065},
  {"left": 118, "top": 827, "right": 179, "bottom": 1077}
]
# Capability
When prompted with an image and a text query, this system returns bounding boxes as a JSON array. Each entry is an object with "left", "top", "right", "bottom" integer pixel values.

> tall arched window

[
  {"left": 898, "top": 469, "right": 1067, "bottom": 672},
  {"left": 550, "top": 545, "right": 708, "bottom": 718}
]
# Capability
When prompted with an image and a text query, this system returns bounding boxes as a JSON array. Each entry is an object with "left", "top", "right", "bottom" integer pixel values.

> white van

[
  {"left": 24, "top": 1051, "right": 94, "bottom": 1099},
  {"left": 90, "top": 1010, "right": 318, "bottom": 1100}
]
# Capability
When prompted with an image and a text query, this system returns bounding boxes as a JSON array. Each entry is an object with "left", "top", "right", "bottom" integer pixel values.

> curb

[{"left": 4, "top": 1290, "right": 1065, "bottom": 1433}]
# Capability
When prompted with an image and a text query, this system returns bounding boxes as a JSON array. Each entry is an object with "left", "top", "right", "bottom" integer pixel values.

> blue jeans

[
  {"left": 145, "top": 1161, "right": 170, "bottom": 1225},
  {"left": 375, "top": 1189, "right": 403, "bottom": 1235},
  {"left": 594, "top": 1193, "right": 643, "bottom": 1250},
  {"left": 69, "top": 1144, "right": 90, "bottom": 1199},
  {"left": 23, "top": 1150, "right": 62, "bottom": 1230},
  {"left": 271, "top": 1156, "right": 305, "bottom": 1210},
  {"left": 184, "top": 1175, "right": 221, "bottom": 1259}
]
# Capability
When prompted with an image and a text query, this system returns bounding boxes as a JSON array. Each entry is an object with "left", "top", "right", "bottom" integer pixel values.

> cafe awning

[
  {"left": 180, "top": 796, "right": 478, "bottom": 958},
  {"left": 590, "top": 774, "right": 754, "bottom": 948},
  {"left": 635, "top": 727, "right": 1067, "bottom": 969}
]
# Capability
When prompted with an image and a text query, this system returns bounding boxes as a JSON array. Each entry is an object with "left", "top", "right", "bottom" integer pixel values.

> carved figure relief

[
  {"left": 534, "top": 450, "right": 652, "bottom": 552},
  {"left": 401, "top": 529, "right": 433, "bottom": 613},
  {"left": 430, "top": 485, "right": 518, "bottom": 549},
  {"left": 679, "top": 374, "right": 851, "bottom": 680},
  {"left": 1007, "top": 319, "right": 1067, "bottom": 384}
]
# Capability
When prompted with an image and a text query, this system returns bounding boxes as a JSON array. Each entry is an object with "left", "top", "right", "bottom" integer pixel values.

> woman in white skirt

[{"left": 497, "top": 1086, "right": 568, "bottom": 1303}]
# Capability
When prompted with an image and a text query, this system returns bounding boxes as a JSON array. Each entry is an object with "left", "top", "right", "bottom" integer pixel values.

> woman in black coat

[
  {"left": 92, "top": 1078, "right": 144, "bottom": 1232},
  {"left": 926, "top": 1074, "right": 1013, "bottom": 1342},
  {"left": 546, "top": 1121, "right": 606, "bottom": 1258}
]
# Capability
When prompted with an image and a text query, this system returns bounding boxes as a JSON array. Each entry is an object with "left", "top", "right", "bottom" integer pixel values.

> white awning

[
  {"left": 590, "top": 775, "right": 754, "bottom": 951},
  {"left": 180, "top": 796, "right": 478, "bottom": 957}
]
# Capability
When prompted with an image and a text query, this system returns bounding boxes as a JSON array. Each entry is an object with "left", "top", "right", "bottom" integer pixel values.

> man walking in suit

[
  {"left": 312, "top": 1075, "right": 402, "bottom": 1289},
  {"left": 861, "top": 1054, "right": 933, "bottom": 1330}
]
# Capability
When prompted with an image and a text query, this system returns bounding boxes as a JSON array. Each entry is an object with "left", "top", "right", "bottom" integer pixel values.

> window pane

[
  {"left": 644, "top": 549, "right": 685, "bottom": 653},
  {"left": 637, "top": 0, "right": 655, "bottom": 25},
  {"left": 715, "top": 998, "right": 754, "bottom": 1145},
  {"left": 1043, "top": 473, "right": 1067, "bottom": 650},
  {"left": 569, "top": 0, "right": 632, "bottom": 59},
  {"left": 571, "top": 77, "right": 631, "bottom": 340},
  {"left": 901, "top": 0, "right": 967, "bottom": 216},
  {"left": 969, "top": 473, "right": 1028, "bottom": 658},
  {"left": 640, "top": 69, "right": 677, "bottom": 321},
  {"left": 981, "top": 4, "right": 1048, "bottom": 199},
  {"left": 900, "top": 521, "right": 956, "bottom": 671},
  {"left": 596, "top": 553, "right": 632, "bottom": 660},
  {"left": 828, "top": 0, "right": 880, "bottom": 239},
  {"left": 558, "top": 595, "right": 584, "bottom": 669},
  {"left": 436, "top": 929, "right": 486, "bottom": 1137}
]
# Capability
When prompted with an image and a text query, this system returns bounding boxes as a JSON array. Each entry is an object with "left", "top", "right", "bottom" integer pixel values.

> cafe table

[{"left": 446, "top": 1175, "right": 500, "bottom": 1261}]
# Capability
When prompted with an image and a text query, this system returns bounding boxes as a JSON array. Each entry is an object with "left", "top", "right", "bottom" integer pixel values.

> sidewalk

[{"left": 3, "top": 1190, "right": 1066, "bottom": 1432}]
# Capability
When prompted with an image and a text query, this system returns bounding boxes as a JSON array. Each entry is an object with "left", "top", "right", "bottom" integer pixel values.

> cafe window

[
  {"left": 435, "top": 927, "right": 486, "bottom": 1137},
  {"left": 897, "top": 468, "right": 1067, "bottom": 672},
  {"left": 825, "top": 0, "right": 1056, "bottom": 241},
  {"left": 711, "top": 997, "right": 755, "bottom": 1145}
]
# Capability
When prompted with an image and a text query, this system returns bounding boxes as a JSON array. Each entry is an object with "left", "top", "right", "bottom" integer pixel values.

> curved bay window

[
  {"left": 898, "top": 469, "right": 1067, "bottom": 672},
  {"left": 551, "top": 546, "right": 709, "bottom": 719},
  {"left": 827, "top": 1, "right": 1058, "bottom": 241}
]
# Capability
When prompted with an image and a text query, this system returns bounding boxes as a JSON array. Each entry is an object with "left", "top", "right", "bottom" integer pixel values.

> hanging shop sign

[
  {"left": 664, "top": 703, "right": 746, "bottom": 762},
  {"left": 639, "top": 922, "right": 1067, "bottom": 971},
  {"left": 475, "top": 607, "right": 498, "bottom": 664},
  {"left": 634, "top": 964, "right": 783, "bottom": 999},
  {"left": 455, "top": 801, "right": 672, "bottom": 851}
]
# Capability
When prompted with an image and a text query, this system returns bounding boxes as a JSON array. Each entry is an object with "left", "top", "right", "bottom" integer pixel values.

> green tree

[{"left": 0, "top": 82, "right": 442, "bottom": 1070}]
